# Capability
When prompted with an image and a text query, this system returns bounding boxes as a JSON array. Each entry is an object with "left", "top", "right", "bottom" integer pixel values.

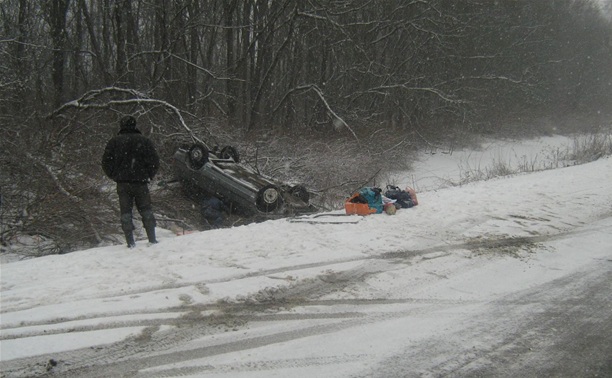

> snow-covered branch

[
  {"left": 276, "top": 84, "right": 359, "bottom": 142},
  {"left": 366, "top": 84, "right": 467, "bottom": 104},
  {"left": 48, "top": 87, "right": 207, "bottom": 147},
  {"left": 26, "top": 153, "right": 81, "bottom": 203}
]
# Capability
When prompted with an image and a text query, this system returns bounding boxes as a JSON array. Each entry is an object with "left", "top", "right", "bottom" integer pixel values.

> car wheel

[
  {"left": 256, "top": 185, "right": 282, "bottom": 212},
  {"left": 220, "top": 146, "right": 240, "bottom": 162},
  {"left": 188, "top": 144, "right": 209, "bottom": 169},
  {"left": 289, "top": 184, "right": 310, "bottom": 203}
]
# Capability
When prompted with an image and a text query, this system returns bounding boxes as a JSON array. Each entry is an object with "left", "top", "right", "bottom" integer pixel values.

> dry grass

[{"left": 455, "top": 129, "right": 612, "bottom": 186}]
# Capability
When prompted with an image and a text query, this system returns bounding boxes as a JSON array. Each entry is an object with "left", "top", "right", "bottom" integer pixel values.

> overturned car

[{"left": 173, "top": 143, "right": 315, "bottom": 216}]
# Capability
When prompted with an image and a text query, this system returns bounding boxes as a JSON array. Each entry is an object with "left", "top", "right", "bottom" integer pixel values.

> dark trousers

[
  {"left": 117, "top": 182, "right": 156, "bottom": 235},
  {"left": 202, "top": 208, "right": 223, "bottom": 228}
]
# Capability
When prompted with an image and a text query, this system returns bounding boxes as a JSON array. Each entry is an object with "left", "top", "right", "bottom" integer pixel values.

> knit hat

[{"left": 120, "top": 116, "right": 137, "bottom": 130}]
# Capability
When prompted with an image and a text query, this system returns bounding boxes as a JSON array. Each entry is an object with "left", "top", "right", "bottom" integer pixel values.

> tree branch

[
  {"left": 275, "top": 84, "right": 360, "bottom": 142},
  {"left": 47, "top": 87, "right": 208, "bottom": 147}
]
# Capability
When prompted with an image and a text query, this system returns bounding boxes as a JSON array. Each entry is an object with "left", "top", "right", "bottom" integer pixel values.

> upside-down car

[{"left": 173, "top": 144, "right": 315, "bottom": 216}]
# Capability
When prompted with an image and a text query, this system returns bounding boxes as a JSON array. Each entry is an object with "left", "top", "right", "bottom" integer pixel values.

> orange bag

[{"left": 344, "top": 193, "right": 378, "bottom": 215}]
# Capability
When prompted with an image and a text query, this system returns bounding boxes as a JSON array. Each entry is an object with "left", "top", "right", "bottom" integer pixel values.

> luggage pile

[{"left": 345, "top": 185, "right": 418, "bottom": 216}]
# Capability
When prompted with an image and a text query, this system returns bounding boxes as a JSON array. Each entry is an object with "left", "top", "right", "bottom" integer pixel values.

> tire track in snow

[
  {"left": 17, "top": 298, "right": 475, "bottom": 378},
  {"left": 357, "top": 258, "right": 612, "bottom": 378},
  {"left": 2, "top": 220, "right": 609, "bottom": 377},
  {"left": 1, "top": 224, "right": 599, "bottom": 337}
]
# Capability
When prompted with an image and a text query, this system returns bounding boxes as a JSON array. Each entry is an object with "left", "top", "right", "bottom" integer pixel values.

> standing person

[{"left": 102, "top": 116, "right": 160, "bottom": 248}]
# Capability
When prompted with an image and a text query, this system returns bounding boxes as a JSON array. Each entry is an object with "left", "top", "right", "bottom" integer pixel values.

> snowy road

[
  {"left": 357, "top": 221, "right": 612, "bottom": 378},
  {"left": 3, "top": 220, "right": 611, "bottom": 377},
  {"left": 1, "top": 152, "right": 612, "bottom": 377}
]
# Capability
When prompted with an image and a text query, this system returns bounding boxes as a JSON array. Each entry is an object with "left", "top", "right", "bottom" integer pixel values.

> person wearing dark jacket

[
  {"left": 102, "top": 116, "right": 160, "bottom": 248},
  {"left": 201, "top": 196, "right": 228, "bottom": 228}
]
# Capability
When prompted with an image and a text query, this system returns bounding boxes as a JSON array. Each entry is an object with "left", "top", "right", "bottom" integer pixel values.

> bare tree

[
  {"left": 1, "top": 0, "right": 611, "bottom": 254},
  {"left": 46, "top": 0, "right": 70, "bottom": 108}
]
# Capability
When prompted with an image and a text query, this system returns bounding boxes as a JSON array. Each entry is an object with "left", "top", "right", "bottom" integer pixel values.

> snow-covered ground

[
  {"left": 393, "top": 135, "right": 580, "bottom": 191},
  {"left": 1, "top": 135, "right": 611, "bottom": 377}
]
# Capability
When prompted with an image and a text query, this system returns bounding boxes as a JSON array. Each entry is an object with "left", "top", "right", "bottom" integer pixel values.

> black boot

[
  {"left": 142, "top": 210, "right": 158, "bottom": 244},
  {"left": 145, "top": 225, "right": 157, "bottom": 244},
  {"left": 121, "top": 213, "right": 136, "bottom": 248},
  {"left": 124, "top": 231, "right": 136, "bottom": 248}
]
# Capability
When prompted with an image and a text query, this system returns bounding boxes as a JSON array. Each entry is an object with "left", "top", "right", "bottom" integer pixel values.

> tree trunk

[
  {"left": 225, "top": 0, "right": 239, "bottom": 121},
  {"left": 49, "top": 0, "right": 70, "bottom": 108},
  {"left": 187, "top": 0, "right": 201, "bottom": 110},
  {"left": 79, "top": 0, "right": 111, "bottom": 86}
]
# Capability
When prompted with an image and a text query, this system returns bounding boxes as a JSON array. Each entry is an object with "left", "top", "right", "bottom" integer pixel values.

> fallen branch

[
  {"left": 47, "top": 87, "right": 208, "bottom": 148},
  {"left": 275, "top": 84, "right": 360, "bottom": 143}
]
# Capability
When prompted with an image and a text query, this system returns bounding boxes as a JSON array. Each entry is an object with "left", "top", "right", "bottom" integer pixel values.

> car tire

[
  {"left": 289, "top": 184, "right": 310, "bottom": 203},
  {"left": 220, "top": 146, "right": 240, "bottom": 162},
  {"left": 188, "top": 144, "right": 209, "bottom": 169},
  {"left": 256, "top": 185, "right": 282, "bottom": 212}
]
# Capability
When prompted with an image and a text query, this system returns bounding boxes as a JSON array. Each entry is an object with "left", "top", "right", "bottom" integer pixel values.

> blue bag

[{"left": 358, "top": 187, "right": 383, "bottom": 214}]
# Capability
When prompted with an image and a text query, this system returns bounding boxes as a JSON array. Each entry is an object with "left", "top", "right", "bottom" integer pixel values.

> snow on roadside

[
  {"left": 395, "top": 135, "right": 578, "bottom": 191},
  {"left": 1, "top": 137, "right": 611, "bottom": 365}
]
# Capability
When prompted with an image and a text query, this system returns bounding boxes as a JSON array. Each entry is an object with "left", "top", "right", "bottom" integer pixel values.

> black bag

[{"left": 384, "top": 185, "right": 415, "bottom": 208}]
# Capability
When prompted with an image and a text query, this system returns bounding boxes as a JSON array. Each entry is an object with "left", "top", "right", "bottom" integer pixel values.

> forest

[{"left": 1, "top": 0, "right": 611, "bottom": 254}]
